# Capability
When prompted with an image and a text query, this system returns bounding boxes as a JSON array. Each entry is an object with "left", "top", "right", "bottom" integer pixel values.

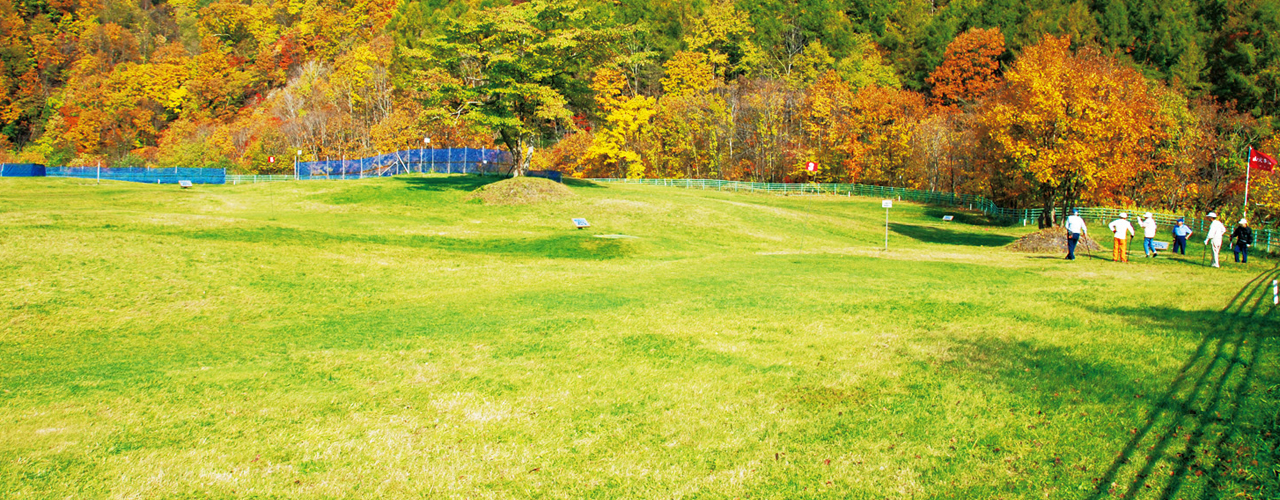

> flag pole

[{"left": 1245, "top": 146, "right": 1253, "bottom": 217}]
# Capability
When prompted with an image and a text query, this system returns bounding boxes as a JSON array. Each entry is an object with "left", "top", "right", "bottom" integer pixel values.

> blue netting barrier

[
  {"left": 296, "top": 148, "right": 513, "bottom": 179},
  {"left": 46, "top": 166, "right": 226, "bottom": 184},
  {"left": 0, "top": 164, "right": 46, "bottom": 176}
]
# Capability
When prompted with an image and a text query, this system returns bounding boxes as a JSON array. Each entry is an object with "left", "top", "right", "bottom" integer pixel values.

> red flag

[{"left": 1249, "top": 147, "right": 1276, "bottom": 172}]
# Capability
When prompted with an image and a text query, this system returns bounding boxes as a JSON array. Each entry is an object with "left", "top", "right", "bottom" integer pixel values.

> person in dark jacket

[
  {"left": 1232, "top": 219, "right": 1254, "bottom": 263},
  {"left": 1171, "top": 218, "right": 1193, "bottom": 255}
]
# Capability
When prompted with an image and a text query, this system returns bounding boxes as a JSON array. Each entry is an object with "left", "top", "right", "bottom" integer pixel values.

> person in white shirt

[
  {"left": 1139, "top": 212, "right": 1159, "bottom": 257},
  {"left": 1204, "top": 212, "right": 1227, "bottom": 268},
  {"left": 1064, "top": 209, "right": 1088, "bottom": 260},
  {"left": 1108, "top": 212, "right": 1135, "bottom": 263}
]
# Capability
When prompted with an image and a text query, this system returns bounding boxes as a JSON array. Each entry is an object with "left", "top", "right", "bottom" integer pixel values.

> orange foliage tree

[
  {"left": 927, "top": 27, "right": 1005, "bottom": 107},
  {"left": 797, "top": 70, "right": 861, "bottom": 182},
  {"left": 979, "top": 35, "right": 1165, "bottom": 227}
]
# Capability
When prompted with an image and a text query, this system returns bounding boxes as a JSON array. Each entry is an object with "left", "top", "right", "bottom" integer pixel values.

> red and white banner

[{"left": 1249, "top": 147, "right": 1275, "bottom": 172}]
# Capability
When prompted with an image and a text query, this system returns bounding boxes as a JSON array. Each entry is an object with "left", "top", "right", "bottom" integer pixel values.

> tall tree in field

[
  {"left": 582, "top": 68, "right": 655, "bottom": 178},
  {"left": 798, "top": 70, "right": 862, "bottom": 182},
  {"left": 927, "top": 27, "right": 1005, "bottom": 106},
  {"left": 979, "top": 35, "right": 1164, "bottom": 227},
  {"left": 426, "top": 0, "right": 618, "bottom": 175}
]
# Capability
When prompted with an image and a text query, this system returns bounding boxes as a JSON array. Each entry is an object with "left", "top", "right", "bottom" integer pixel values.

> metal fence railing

[
  {"left": 586, "top": 177, "right": 1279, "bottom": 253},
  {"left": 226, "top": 175, "right": 295, "bottom": 184}
]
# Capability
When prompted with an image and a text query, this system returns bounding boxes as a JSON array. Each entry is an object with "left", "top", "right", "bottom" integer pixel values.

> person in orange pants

[{"left": 1108, "top": 212, "right": 1135, "bottom": 262}]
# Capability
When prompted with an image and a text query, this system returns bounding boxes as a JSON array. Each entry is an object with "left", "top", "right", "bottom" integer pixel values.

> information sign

[
  {"left": 882, "top": 200, "right": 893, "bottom": 208},
  {"left": 572, "top": 218, "right": 590, "bottom": 229}
]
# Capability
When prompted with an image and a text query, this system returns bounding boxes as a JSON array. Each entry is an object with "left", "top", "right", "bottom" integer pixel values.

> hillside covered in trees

[{"left": 1, "top": 0, "right": 1278, "bottom": 222}]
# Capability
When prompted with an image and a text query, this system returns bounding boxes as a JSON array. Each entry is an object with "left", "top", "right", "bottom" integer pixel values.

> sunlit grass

[{"left": 1, "top": 175, "right": 1275, "bottom": 498}]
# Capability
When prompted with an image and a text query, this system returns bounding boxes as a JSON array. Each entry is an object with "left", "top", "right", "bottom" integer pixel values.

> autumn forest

[{"left": 1, "top": 0, "right": 1278, "bottom": 223}]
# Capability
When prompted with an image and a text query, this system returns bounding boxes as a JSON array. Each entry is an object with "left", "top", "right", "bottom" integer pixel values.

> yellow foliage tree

[
  {"left": 979, "top": 35, "right": 1165, "bottom": 227},
  {"left": 583, "top": 68, "right": 656, "bottom": 178}
]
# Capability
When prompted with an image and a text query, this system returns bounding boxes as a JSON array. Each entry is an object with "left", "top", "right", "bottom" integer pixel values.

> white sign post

[{"left": 882, "top": 200, "right": 893, "bottom": 250}]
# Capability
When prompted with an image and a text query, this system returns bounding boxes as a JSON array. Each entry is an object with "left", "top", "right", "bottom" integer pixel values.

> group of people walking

[{"left": 1063, "top": 210, "right": 1255, "bottom": 267}]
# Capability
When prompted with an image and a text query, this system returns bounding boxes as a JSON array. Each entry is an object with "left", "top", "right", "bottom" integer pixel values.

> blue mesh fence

[
  {"left": 46, "top": 166, "right": 226, "bottom": 184},
  {"left": 297, "top": 148, "right": 513, "bottom": 179},
  {"left": 0, "top": 164, "right": 46, "bottom": 176}
]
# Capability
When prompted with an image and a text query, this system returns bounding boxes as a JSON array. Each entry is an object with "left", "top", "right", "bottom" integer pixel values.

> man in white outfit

[
  {"left": 1139, "top": 212, "right": 1159, "bottom": 257},
  {"left": 1108, "top": 212, "right": 1135, "bottom": 263},
  {"left": 1064, "top": 209, "right": 1088, "bottom": 260},
  {"left": 1204, "top": 212, "right": 1227, "bottom": 268}
]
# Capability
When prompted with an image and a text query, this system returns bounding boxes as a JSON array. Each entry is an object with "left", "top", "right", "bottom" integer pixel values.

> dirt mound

[
  {"left": 469, "top": 176, "right": 574, "bottom": 205},
  {"left": 1007, "top": 227, "right": 1104, "bottom": 253}
]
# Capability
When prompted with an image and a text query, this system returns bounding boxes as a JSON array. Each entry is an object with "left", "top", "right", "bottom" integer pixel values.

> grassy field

[{"left": 0, "top": 174, "right": 1276, "bottom": 499}]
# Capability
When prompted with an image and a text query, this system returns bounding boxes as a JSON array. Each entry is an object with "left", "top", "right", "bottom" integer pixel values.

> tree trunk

[{"left": 1039, "top": 192, "right": 1058, "bottom": 228}]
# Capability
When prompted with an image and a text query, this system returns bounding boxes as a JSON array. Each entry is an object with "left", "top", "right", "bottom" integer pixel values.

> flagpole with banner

[{"left": 1246, "top": 146, "right": 1278, "bottom": 217}]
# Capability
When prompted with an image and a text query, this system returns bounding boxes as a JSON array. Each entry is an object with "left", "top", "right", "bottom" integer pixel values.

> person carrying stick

[
  {"left": 1108, "top": 213, "right": 1135, "bottom": 263},
  {"left": 1204, "top": 212, "right": 1227, "bottom": 268},
  {"left": 1064, "top": 209, "right": 1088, "bottom": 260}
]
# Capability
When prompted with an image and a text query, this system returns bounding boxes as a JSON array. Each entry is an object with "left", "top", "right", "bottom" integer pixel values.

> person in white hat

[
  {"left": 1139, "top": 212, "right": 1159, "bottom": 257},
  {"left": 1204, "top": 212, "right": 1227, "bottom": 267},
  {"left": 1231, "top": 218, "right": 1253, "bottom": 264},
  {"left": 1108, "top": 212, "right": 1135, "bottom": 263}
]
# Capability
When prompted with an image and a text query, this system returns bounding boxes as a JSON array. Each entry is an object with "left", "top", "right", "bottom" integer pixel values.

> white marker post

[
  {"left": 425, "top": 137, "right": 432, "bottom": 173},
  {"left": 882, "top": 199, "right": 893, "bottom": 251},
  {"left": 1273, "top": 280, "right": 1277, "bottom": 305}
]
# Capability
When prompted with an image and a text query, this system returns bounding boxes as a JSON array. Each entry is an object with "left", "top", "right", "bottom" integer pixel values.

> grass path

[{"left": 0, "top": 175, "right": 1275, "bottom": 499}]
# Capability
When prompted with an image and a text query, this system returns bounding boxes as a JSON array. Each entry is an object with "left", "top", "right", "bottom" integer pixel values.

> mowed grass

[{"left": 0, "top": 175, "right": 1276, "bottom": 499}]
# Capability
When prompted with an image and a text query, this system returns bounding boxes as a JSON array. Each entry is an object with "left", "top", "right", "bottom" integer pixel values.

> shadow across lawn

[
  {"left": 563, "top": 178, "right": 606, "bottom": 188},
  {"left": 130, "top": 224, "right": 634, "bottom": 261},
  {"left": 921, "top": 207, "right": 1011, "bottom": 227},
  {"left": 395, "top": 175, "right": 501, "bottom": 192},
  {"left": 889, "top": 222, "right": 1017, "bottom": 247},
  {"left": 1084, "top": 263, "right": 1280, "bottom": 499}
]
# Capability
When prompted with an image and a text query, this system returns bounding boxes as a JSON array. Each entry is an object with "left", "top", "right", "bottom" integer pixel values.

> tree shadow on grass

[
  {"left": 921, "top": 207, "right": 1011, "bottom": 227},
  {"left": 563, "top": 178, "right": 606, "bottom": 188},
  {"left": 889, "top": 222, "right": 1017, "bottom": 247},
  {"left": 1084, "top": 263, "right": 1280, "bottom": 499},
  {"left": 134, "top": 224, "right": 634, "bottom": 260},
  {"left": 394, "top": 175, "right": 501, "bottom": 192}
]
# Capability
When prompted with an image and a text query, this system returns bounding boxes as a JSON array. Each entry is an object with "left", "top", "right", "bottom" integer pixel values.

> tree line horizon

[{"left": 0, "top": 0, "right": 1277, "bottom": 226}]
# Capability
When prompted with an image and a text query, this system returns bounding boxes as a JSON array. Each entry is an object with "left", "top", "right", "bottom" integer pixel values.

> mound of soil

[
  {"left": 1007, "top": 227, "right": 1103, "bottom": 253},
  {"left": 469, "top": 176, "right": 574, "bottom": 205}
]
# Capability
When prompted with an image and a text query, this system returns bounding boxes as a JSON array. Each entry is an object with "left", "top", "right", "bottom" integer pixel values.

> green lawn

[{"left": 1, "top": 175, "right": 1276, "bottom": 499}]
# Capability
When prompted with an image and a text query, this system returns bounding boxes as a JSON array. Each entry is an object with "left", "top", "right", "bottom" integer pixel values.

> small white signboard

[
  {"left": 942, "top": 215, "right": 954, "bottom": 221},
  {"left": 882, "top": 200, "right": 893, "bottom": 209},
  {"left": 572, "top": 218, "right": 590, "bottom": 229},
  {"left": 178, "top": 180, "right": 193, "bottom": 188}
]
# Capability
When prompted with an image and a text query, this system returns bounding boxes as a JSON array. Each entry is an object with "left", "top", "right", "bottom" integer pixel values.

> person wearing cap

[
  {"left": 1064, "top": 209, "right": 1088, "bottom": 260},
  {"left": 1231, "top": 218, "right": 1254, "bottom": 264},
  {"left": 1204, "top": 212, "right": 1227, "bottom": 268},
  {"left": 1138, "top": 212, "right": 1159, "bottom": 257},
  {"left": 1171, "top": 218, "right": 1193, "bottom": 255},
  {"left": 1107, "top": 212, "right": 1135, "bottom": 263}
]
